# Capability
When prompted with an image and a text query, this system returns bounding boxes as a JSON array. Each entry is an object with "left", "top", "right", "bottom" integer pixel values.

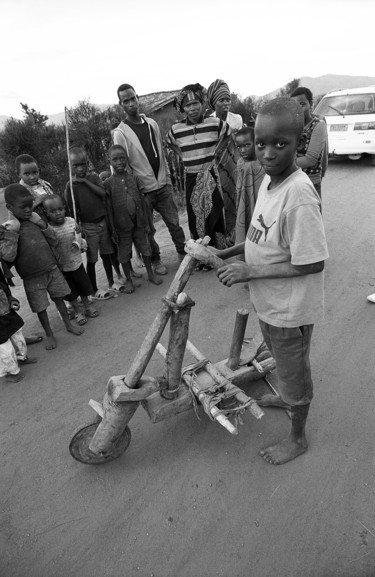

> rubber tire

[{"left": 69, "top": 422, "right": 131, "bottom": 465}]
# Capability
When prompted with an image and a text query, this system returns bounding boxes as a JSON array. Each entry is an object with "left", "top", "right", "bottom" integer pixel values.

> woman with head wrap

[
  {"left": 207, "top": 79, "right": 243, "bottom": 243},
  {"left": 166, "top": 84, "right": 230, "bottom": 265}
]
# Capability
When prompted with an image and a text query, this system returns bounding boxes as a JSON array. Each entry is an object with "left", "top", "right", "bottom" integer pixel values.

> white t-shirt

[{"left": 245, "top": 169, "right": 329, "bottom": 328}]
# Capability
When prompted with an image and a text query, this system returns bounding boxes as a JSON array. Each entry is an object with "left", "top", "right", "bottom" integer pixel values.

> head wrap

[
  {"left": 207, "top": 79, "right": 231, "bottom": 110},
  {"left": 174, "top": 83, "right": 206, "bottom": 112}
]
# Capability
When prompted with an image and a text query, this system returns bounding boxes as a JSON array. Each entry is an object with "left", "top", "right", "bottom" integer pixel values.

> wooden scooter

[{"left": 69, "top": 238, "right": 276, "bottom": 465}]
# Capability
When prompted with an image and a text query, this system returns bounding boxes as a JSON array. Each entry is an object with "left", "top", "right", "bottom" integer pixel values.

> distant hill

[{"left": 265, "top": 74, "right": 375, "bottom": 99}]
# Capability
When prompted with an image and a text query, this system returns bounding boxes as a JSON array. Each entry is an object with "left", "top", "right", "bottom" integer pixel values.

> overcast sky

[{"left": 1, "top": 0, "right": 373, "bottom": 118}]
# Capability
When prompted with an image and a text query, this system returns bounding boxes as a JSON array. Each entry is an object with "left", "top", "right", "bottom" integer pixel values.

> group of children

[{"left": 0, "top": 144, "right": 164, "bottom": 381}]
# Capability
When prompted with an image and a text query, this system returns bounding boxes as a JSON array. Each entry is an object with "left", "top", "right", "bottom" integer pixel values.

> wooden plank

[
  {"left": 227, "top": 309, "right": 249, "bottom": 370},
  {"left": 164, "top": 292, "right": 191, "bottom": 399},
  {"left": 142, "top": 384, "right": 193, "bottom": 423}
]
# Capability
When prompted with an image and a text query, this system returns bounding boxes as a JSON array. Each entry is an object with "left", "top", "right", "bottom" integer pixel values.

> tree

[
  {"left": 0, "top": 112, "right": 66, "bottom": 189},
  {"left": 20, "top": 102, "right": 48, "bottom": 126},
  {"left": 229, "top": 93, "right": 256, "bottom": 125},
  {"left": 65, "top": 100, "right": 122, "bottom": 172}
]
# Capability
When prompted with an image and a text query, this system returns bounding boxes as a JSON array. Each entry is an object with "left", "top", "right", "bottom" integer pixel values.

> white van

[{"left": 314, "top": 86, "right": 375, "bottom": 165}]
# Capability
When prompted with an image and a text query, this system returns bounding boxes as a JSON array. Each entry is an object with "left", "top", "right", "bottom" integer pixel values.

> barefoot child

[
  {"left": 234, "top": 126, "right": 265, "bottom": 248},
  {"left": 2, "top": 184, "right": 84, "bottom": 350},
  {"left": 214, "top": 98, "right": 329, "bottom": 466},
  {"left": 104, "top": 145, "right": 162, "bottom": 293},
  {"left": 0, "top": 249, "right": 36, "bottom": 382},
  {"left": 43, "top": 195, "right": 99, "bottom": 325},
  {"left": 64, "top": 147, "right": 118, "bottom": 300}
]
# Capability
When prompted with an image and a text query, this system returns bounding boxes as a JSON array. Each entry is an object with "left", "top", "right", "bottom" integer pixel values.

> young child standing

[
  {"left": 64, "top": 146, "right": 118, "bottom": 300},
  {"left": 104, "top": 145, "right": 162, "bottom": 293},
  {"left": 0, "top": 250, "right": 36, "bottom": 382},
  {"left": 16, "top": 154, "right": 54, "bottom": 216},
  {"left": 234, "top": 127, "right": 265, "bottom": 248},
  {"left": 2, "top": 184, "right": 84, "bottom": 350},
  {"left": 213, "top": 98, "right": 329, "bottom": 466},
  {"left": 43, "top": 195, "right": 99, "bottom": 325}
]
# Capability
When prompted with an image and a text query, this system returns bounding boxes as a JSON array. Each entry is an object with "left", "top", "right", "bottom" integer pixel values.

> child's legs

[
  {"left": 132, "top": 228, "right": 161, "bottom": 282},
  {"left": 117, "top": 233, "right": 134, "bottom": 281},
  {"left": 24, "top": 275, "right": 53, "bottom": 336},
  {"left": 64, "top": 265, "right": 93, "bottom": 310},
  {"left": 110, "top": 253, "right": 122, "bottom": 278},
  {"left": 258, "top": 320, "right": 314, "bottom": 406},
  {"left": 10, "top": 329, "right": 27, "bottom": 361},
  {"left": 121, "top": 261, "right": 132, "bottom": 281},
  {"left": 98, "top": 219, "right": 116, "bottom": 286},
  {"left": 0, "top": 339, "right": 20, "bottom": 376},
  {"left": 81, "top": 222, "right": 100, "bottom": 293},
  {"left": 101, "top": 254, "right": 114, "bottom": 287},
  {"left": 46, "top": 268, "right": 83, "bottom": 334},
  {"left": 86, "top": 262, "right": 98, "bottom": 294},
  {"left": 37, "top": 309, "right": 53, "bottom": 337}
]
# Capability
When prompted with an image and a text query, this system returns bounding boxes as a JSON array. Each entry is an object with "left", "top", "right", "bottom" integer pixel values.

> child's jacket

[
  {"left": 104, "top": 172, "right": 149, "bottom": 235},
  {"left": 1, "top": 222, "right": 58, "bottom": 280}
]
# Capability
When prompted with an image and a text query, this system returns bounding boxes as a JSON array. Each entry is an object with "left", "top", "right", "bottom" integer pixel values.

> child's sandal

[
  {"left": 85, "top": 306, "right": 99, "bottom": 318},
  {"left": 74, "top": 313, "right": 88, "bottom": 326}
]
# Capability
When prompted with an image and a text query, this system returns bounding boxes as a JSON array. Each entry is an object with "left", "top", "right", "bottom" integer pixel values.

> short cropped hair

[
  {"left": 258, "top": 97, "right": 304, "bottom": 136},
  {"left": 108, "top": 144, "right": 126, "bottom": 156},
  {"left": 235, "top": 126, "right": 254, "bottom": 140},
  {"left": 4, "top": 183, "right": 33, "bottom": 205},
  {"left": 15, "top": 154, "right": 38, "bottom": 174},
  {"left": 117, "top": 84, "right": 135, "bottom": 100},
  {"left": 69, "top": 146, "right": 87, "bottom": 158},
  {"left": 42, "top": 194, "right": 64, "bottom": 208},
  {"left": 290, "top": 86, "right": 313, "bottom": 105}
]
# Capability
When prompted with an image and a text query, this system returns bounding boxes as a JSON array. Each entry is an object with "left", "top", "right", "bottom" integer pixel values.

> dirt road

[{"left": 1, "top": 158, "right": 375, "bottom": 577}]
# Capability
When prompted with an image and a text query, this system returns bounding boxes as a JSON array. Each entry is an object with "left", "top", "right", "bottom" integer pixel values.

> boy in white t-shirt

[{"left": 211, "top": 98, "right": 329, "bottom": 466}]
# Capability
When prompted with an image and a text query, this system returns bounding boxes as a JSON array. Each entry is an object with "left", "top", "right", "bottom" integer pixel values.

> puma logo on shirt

[{"left": 247, "top": 213, "right": 276, "bottom": 244}]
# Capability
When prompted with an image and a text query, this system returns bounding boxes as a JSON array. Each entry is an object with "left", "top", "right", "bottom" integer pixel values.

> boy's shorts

[
  {"left": 81, "top": 219, "right": 114, "bottom": 263},
  {"left": 117, "top": 227, "right": 151, "bottom": 264},
  {"left": 63, "top": 264, "right": 93, "bottom": 302},
  {"left": 258, "top": 320, "right": 314, "bottom": 406},
  {"left": 23, "top": 266, "right": 70, "bottom": 313}
]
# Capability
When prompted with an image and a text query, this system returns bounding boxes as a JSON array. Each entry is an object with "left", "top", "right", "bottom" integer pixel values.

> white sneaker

[{"left": 367, "top": 293, "right": 375, "bottom": 303}]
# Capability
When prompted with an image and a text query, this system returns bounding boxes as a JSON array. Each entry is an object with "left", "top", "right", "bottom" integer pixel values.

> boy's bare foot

[
  {"left": 256, "top": 394, "right": 291, "bottom": 408},
  {"left": 5, "top": 371, "right": 25, "bottom": 383},
  {"left": 18, "top": 357, "right": 38, "bottom": 365},
  {"left": 123, "top": 280, "right": 135, "bottom": 294},
  {"left": 259, "top": 435, "right": 308, "bottom": 465},
  {"left": 148, "top": 274, "right": 163, "bottom": 286},
  {"left": 67, "top": 323, "right": 85, "bottom": 336},
  {"left": 45, "top": 335, "right": 57, "bottom": 350}
]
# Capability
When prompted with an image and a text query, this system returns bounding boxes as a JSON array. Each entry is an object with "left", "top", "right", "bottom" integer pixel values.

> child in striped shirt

[{"left": 43, "top": 195, "right": 99, "bottom": 325}]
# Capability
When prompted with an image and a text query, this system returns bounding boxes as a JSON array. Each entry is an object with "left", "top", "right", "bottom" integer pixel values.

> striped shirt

[
  {"left": 166, "top": 117, "right": 229, "bottom": 173},
  {"left": 50, "top": 217, "right": 82, "bottom": 272}
]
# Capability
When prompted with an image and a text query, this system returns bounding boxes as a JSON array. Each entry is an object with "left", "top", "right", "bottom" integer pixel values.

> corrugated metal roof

[{"left": 139, "top": 90, "right": 179, "bottom": 113}]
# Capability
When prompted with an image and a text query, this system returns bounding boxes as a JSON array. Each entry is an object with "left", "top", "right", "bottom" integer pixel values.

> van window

[{"left": 315, "top": 93, "right": 375, "bottom": 116}]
